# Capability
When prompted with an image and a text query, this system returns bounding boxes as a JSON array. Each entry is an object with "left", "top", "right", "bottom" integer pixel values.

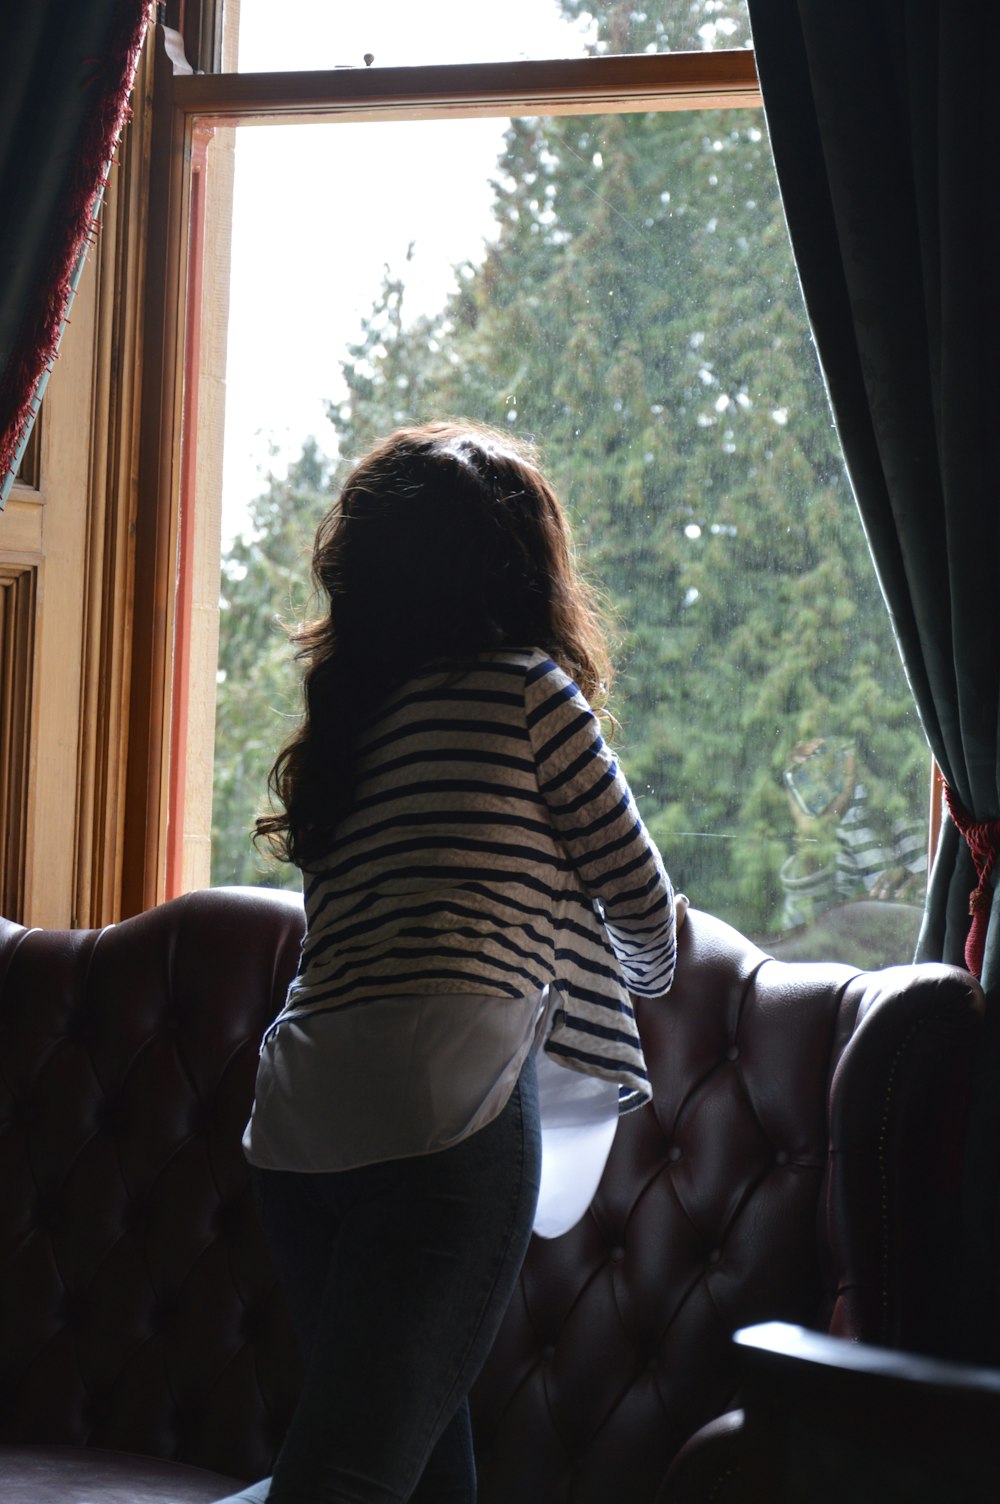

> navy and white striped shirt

[{"left": 270, "top": 648, "right": 676, "bottom": 1110}]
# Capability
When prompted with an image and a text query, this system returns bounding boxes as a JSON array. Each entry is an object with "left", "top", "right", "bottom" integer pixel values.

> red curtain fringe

[{"left": 0, "top": 1, "right": 154, "bottom": 489}]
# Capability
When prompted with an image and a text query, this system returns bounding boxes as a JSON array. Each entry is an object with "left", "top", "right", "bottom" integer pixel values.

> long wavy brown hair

[{"left": 255, "top": 420, "right": 615, "bottom": 868}]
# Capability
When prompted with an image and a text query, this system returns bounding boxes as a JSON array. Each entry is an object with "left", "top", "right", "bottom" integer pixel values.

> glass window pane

[
  {"left": 228, "top": 0, "right": 753, "bottom": 72},
  {"left": 204, "top": 104, "right": 928, "bottom": 965}
]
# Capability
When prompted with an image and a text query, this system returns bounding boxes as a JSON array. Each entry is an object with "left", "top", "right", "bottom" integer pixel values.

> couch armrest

[
  {"left": 825, "top": 963, "right": 984, "bottom": 1348},
  {"left": 734, "top": 1321, "right": 1000, "bottom": 1501},
  {"left": 654, "top": 1408, "right": 747, "bottom": 1503}
]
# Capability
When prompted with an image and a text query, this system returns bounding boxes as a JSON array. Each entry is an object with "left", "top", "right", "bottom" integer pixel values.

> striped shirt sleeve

[{"left": 524, "top": 656, "right": 676, "bottom": 996}]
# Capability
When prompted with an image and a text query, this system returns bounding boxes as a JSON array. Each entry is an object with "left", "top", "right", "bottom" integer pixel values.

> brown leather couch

[{"left": 0, "top": 887, "right": 984, "bottom": 1502}]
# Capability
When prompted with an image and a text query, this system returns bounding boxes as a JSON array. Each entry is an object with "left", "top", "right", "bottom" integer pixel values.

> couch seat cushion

[{"left": 0, "top": 1445, "right": 245, "bottom": 1503}]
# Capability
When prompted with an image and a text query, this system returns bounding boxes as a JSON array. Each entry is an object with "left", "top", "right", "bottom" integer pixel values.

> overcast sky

[{"left": 220, "top": 1, "right": 594, "bottom": 539}]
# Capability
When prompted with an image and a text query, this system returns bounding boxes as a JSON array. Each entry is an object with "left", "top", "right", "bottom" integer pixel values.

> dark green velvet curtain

[
  {"left": 0, "top": 0, "right": 151, "bottom": 506},
  {"left": 746, "top": 0, "right": 1000, "bottom": 1358}
]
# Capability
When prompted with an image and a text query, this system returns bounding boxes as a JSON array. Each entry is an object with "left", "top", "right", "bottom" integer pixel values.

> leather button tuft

[
  {"left": 61, "top": 1294, "right": 87, "bottom": 1333},
  {"left": 609, "top": 1246, "right": 625, "bottom": 1262},
  {"left": 125, "top": 1201, "right": 151, "bottom": 1235},
  {"left": 97, "top": 1099, "right": 127, "bottom": 1135},
  {"left": 541, "top": 1344, "right": 556, "bottom": 1360},
  {"left": 725, "top": 1045, "right": 739, "bottom": 1062},
  {"left": 667, "top": 1145, "right": 682, "bottom": 1162},
  {"left": 775, "top": 1150, "right": 789, "bottom": 1166},
  {"left": 242, "top": 1307, "right": 265, "bottom": 1340},
  {"left": 67, "top": 1011, "right": 96, "bottom": 1044},
  {"left": 152, "top": 1295, "right": 180, "bottom": 1327},
  {"left": 35, "top": 1199, "right": 61, "bottom": 1232},
  {"left": 85, "top": 1395, "right": 111, "bottom": 1426},
  {"left": 10, "top": 1096, "right": 35, "bottom": 1129},
  {"left": 707, "top": 1248, "right": 722, "bottom": 1265},
  {"left": 217, "top": 1201, "right": 241, "bottom": 1235}
]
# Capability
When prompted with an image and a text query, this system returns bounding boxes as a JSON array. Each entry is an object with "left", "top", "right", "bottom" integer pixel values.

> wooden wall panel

[{"left": 0, "top": 564, "right": 36, "bottom": 921}]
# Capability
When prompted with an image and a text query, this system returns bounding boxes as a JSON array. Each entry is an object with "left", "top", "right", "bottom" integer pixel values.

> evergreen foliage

[
  {"left": 212, "top": 438, "right": 331, "bottom": 890},
  {"left": 212, "top": 0, "right": 928, "bottom": 937}
]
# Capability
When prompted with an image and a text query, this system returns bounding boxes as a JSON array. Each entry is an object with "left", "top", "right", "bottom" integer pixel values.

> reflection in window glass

[
  {"left": 229, "top": 0, "right": 753, "bottom": 72},
  {"left": 208, "top": 100, "right": 928, "bottom": 967}
]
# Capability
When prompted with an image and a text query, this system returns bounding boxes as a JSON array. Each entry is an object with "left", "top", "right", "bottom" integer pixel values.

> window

[
  {"left": 145, "top": 1, "right": 929, "bottom": 964},
  {"left": 227, "top": 0, "right": 754, "bottom": 70}
]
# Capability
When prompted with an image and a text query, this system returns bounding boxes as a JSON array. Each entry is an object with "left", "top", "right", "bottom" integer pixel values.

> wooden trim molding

[
  {"left": 0, "top": 563, "right": 37, "bottom": 923},
  {"left": 176, "top": 48, "right": 762, "bottom": 124},
  {"left": 161, "top": 0, "right": 226, "bottom": 73},
  {"left": 73, "top": 39, "right": 155, "bottom": 928},
  {"left": 13, "top": 416, "right": 41, "bottom": 491},
  {"left": 165, "top": 119, "right": 214, "bottom": 897},
  {"left": 4, "top": 234, "right": 97, "bottom": 929},
  {"left": 122, "top": 24, "right": 196, "bottom": 916}
]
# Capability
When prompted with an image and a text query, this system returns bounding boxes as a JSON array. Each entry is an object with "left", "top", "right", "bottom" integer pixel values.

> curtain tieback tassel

[{"left": 943, "top": 785, "right": 1000, "bottom": 978}]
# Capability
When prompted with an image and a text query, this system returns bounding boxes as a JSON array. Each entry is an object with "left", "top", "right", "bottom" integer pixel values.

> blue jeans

[{"left": 215, "top": 1053, "right": 540, "bottom": 1504}]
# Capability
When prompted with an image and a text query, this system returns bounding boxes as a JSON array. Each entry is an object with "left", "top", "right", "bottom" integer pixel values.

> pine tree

[
  {"left": 211, "top": 438, "right": 332, "bottom": 888},
  {"left": 326, "top": 93, "right": 926, "bottom": 931},
  {"left": 213, "top": 1, "right": 929, "bottom": 936}
]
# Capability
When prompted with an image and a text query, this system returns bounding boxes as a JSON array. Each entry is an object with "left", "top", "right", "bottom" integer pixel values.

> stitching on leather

[
  {"left": 827, "top": 973, "right": 856, "bottom": 1091},
  {"left": 708, "top": 1461, "right": 741, "bottom": 1502},
  {"left": 666, "top": 954, "right": 767, "bottom": 1136},
  {"left": 537, "top": 1361, "right": 575, "bottom": 1474},
  {"left": 650, "top": 1262, "right": 705, "bottom": 1347},
  {"left": 877, "top": 1005, "right": 946, "bottom": 1345},
  {"left": 734, "top": 956, "right": 768, "bottom": 1039},
  {"left": 574, "top": 1347, "right": 662, "bottom": 1455}
]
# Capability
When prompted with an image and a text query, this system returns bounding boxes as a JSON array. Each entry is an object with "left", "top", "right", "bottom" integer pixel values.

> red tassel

[{"left": 944, "top": 784, "right": 1000, "bottom": 978}]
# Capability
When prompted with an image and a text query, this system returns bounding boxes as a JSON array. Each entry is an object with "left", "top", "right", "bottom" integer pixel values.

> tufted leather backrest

[
  {"left": 0, "top": 888, "right": 305, "bottom": 1482},
  {"left": 471, "top": 911, "right": 983, "bottom": 1503},
  {"left": 0, "top": 891, "right": 983, "bottom": 1498}
]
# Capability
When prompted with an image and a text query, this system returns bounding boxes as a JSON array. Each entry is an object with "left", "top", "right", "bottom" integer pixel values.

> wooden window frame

[
  {"left": 124, "top": 27, "right": 761, "bottom": 914},
  {"left": 0, "top": 5, "right": 935, "bottom": 925}
]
